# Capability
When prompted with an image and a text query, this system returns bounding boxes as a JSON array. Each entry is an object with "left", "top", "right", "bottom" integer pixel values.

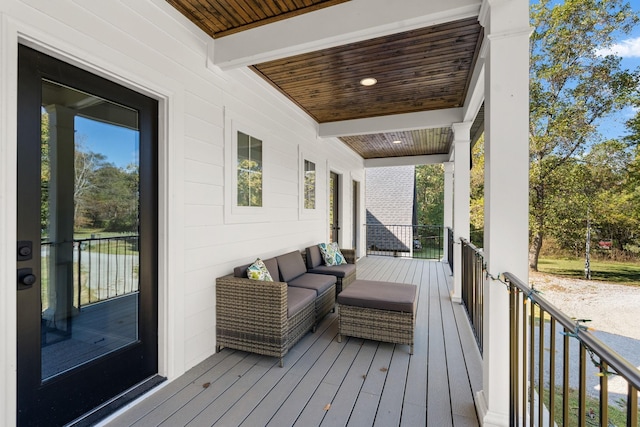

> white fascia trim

[
  {"left": 365, "top": 154, "right": 449, "bottom": 168},
  {"left": 319, "top": 108, "right": 464, "bottom": 138},
  {"left": 211, "top": 0, "right": 481, "bottom": 70}
]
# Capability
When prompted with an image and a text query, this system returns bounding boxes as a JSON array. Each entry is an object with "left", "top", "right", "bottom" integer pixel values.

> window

[
  {"left": 304, "top": 159, "right": 316, "bottom": 209},
  {"left": 237, "top": 131, "right": 262, "bottom": 207}
]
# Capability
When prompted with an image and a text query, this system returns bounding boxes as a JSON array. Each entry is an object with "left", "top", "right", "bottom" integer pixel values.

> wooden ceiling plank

[
  {"left": 260, "top": 20, "right": 479, "bottom": 62},
  {"left": 167, "top": 0, "right": 226, "bottom": 36},
  {"left": 214, "top": 0, "right": 349, "bottom": 38},
  {"left": 253, "top": 22, "right": 481, "bottom": 71},
  {"left": 254, "top": 46, "right": 478, "bottom": 87},
  {"left": 257, "top": 52, "right": 476, "bottom": 90},
  {"left": 248, "top": 0, "right": 276, "bottom": 20},
  {"left": 203, "top": 0, "right": 247, "bottom": 29},
  {"left": 287, "top": 78, "right": 468, "bottom": 105},
  {"left": 224, "top": 0, "right": 263, "bottom": 22}
]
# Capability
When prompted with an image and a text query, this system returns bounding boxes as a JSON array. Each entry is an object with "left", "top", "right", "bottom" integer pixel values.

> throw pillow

[
  {"left": 246, "top": 258, "right": 274, "bottom": 281},
  {"left": 318, "top": 242, "right": 347, "bottom": 266}
]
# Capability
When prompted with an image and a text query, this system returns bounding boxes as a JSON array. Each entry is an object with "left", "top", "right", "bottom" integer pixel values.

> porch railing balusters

[
  {"left": 41, "top": 235, "right": 139, "bottom": 310},
  {"left": 365, "top": 224, "right": 444, "bottom": 259},
  {"left": 460, "top": 238, "right": 484, "bottom": 354},
  {"left": 447, "top": 227, "right": 454, "bottom": 272},
  {"left": 502, "top": 272, "right": 640, "bottom": 427}
]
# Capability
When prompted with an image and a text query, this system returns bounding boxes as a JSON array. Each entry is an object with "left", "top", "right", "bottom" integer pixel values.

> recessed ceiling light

[
  {"left": 360, "top": 77, "right": 377, "bottom": 86},
  {"left": 392, "top": 140, "right": 402, "bottom": 144}
]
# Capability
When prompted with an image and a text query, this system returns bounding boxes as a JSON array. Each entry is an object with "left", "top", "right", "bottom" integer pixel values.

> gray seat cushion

[
  {"left": 233, "top": 257, "right": 279, "bottom": 281},
  {"left": 288, "top": 273, "right": 336, "bottom": 295},
  {"left": 337, "top": 280, "right": 416, "bottom": 313},
  {"left": 287, "top": 286, "right": 316, "bottom": 318},
  {"left": 276, "top": 251, "right": 307, "bottom": 282},
  {"left": 308, "top": 263, "right": 356, "bottom": 278},
  {"left": 305, "top": 245, "right": 324, "bottom": 269}
]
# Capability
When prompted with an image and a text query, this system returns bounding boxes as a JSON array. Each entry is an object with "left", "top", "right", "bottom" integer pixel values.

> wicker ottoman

[{"left": 337, "top": 279, "right": 417, "bottom": 354}]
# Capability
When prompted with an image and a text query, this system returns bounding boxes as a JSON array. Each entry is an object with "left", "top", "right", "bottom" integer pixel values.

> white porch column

[
  {"left": 442, "top": 161, "right": 454, "bottom": 266},
  {"left": 452, "top": 122, "right": 471, "bottom": 302},
  {"left": 477, "top": 0, "right": 530, "bottom": 426}
]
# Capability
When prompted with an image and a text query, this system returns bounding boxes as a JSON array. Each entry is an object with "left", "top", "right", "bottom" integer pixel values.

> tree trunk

[{"left": 529, "top": 231, "right": 543, "bottom": 271}]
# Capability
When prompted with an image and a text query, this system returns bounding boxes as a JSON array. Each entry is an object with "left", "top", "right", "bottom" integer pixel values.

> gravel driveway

[{"left": 529, "top": 272, "right": 640, "bottom": 404}]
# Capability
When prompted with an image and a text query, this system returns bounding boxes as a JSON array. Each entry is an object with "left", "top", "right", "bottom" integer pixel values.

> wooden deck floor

[{"left": 105, "top": 257, "right": 483, "bottom": 427}]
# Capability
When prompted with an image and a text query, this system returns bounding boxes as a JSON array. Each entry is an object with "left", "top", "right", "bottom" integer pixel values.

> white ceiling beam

[
  {"left": 211, "top": 0, "right": 481, "bottom": 70},
  {"left": 318, "top": 108, "right": 464, "bottom": 138},
  {"left": 365, "top": 154, "right": 450, "bottom": 168}
]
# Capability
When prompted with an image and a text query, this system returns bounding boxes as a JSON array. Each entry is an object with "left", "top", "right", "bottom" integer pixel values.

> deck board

[
  {"left": 426, "top": 261, "right": 454, "bottom": 427},
  {"left": 105, "top": 257, "right": 481, "bottom": 427}
]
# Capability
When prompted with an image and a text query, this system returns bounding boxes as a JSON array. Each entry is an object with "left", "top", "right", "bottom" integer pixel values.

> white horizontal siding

[{"left": 0, "top": 0, "right": 366, "bottom": 416}]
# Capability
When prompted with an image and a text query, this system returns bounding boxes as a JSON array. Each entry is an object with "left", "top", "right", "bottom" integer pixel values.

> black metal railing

[
  {"left": 447, "top": 227, "right": 454, "bottom": 272},
  {"left": 461, "top": 238, "right": 484, "bottom": 354},
  {"left": 365, "top": 224, "right": 444, "bottom": 259},
  {"left": 41, "top": 235, "right": 139, "bottom": 309},
  {"left": 504, "top": 272, "right": 640, "bottom": 427}
]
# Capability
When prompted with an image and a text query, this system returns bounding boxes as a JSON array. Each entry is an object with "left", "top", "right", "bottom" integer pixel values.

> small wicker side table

[{"left": 337, "top": 279, "right": 417, "bottom": 354}]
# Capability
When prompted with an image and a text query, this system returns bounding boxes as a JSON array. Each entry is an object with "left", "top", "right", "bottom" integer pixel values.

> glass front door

[
  {"left": 330, "top": 172, "right": 340, "bottom": 243},
  {"left": 17, "top": 45, "right": 159, "bottom": 426}
]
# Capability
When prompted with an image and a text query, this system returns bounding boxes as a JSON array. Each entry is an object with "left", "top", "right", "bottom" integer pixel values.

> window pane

[
  {"left": 250, "top": 137, "right": 262, "bottom": 166},
  {"left": 237, "top": 132, "right": 262, "bottom": 207},
  {"left": 304, "top": 160, "right": 316, "bottom": 209},
  {"left": 238, "top": 131, "right": 250, "bottom": 163}
]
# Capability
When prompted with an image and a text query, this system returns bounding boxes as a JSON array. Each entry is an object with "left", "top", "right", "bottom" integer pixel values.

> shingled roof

[{"left": 365, "top": 166, "right": 416, "bottom": 251}]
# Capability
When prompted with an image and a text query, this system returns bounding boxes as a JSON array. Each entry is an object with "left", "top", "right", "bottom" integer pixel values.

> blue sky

[
  {"left": 75, "top": 116, "right": 139, "bottom": 169},
  {"left": 594, "top": 3, "right": 640, "bottom": 139},
  {"left": 537, "top": 0, "right": 640, "bottom": 140}
]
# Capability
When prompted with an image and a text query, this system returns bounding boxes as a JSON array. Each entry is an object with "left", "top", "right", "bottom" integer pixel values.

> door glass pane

[
  {"left": 40, "top": 80, "right": 140, "bottom": 381},
  {"left": 330, "top": 172, "right": 338, "bottom": 243}
]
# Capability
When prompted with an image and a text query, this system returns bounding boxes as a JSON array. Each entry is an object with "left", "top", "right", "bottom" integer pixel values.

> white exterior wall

[{"left": 0, "top": 1, "right": 365, "bottom": 424}]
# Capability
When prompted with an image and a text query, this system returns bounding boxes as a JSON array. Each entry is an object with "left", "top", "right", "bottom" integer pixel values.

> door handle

[{"left": 17, "top": 268, "right": 36, "bottom": 290}]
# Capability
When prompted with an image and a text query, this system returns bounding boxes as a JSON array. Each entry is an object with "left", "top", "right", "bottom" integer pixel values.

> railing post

[
  {"left": 452, "top": 122, "right": 471, "bottom": 303},
  {"left": 77, "top": 241, "right": 82, "bottom": 309},
  {"left": 443, "top": 162, "right": 453, "bottom": 264}
]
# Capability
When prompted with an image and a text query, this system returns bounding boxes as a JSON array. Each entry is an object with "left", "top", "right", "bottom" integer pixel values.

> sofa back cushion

[
  {"left": 276, "top": 251, "right": 307, "bottom": 282},
  {"left": 305, "top": 245, "right": 323, "bottom": 269},
  {"left": 234, "top": 257, "right": 279, "bottom": 280}
]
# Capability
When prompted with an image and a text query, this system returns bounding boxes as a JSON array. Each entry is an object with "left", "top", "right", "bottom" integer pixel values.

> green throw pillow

[
  {"left": 318, "top": 242, "right": 347, "bottom": 266},
  {"left": 247, "top": 258, "right": 273, "bottom": 281}
]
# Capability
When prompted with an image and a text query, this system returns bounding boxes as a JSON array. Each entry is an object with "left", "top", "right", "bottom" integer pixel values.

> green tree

[
  {"left": 470, "top": 136, "right": 484, "bottom": 246},
  {"left": 415, "top": 164, "right": 444, "bottom": 225},
  {"left": 237, "top": 159, "right": 262, "bottom": 207},
  {"left": 41, "top": 111, "right": 50, "bottom": 234},
  {"left": 73, "top": 142, "right": 107, "bottom": 228},
  {"left": 83, "top": 164, "right": 139, "bottom": 232},
  {"left": 585, "top": 140, "right": 637, "bottom": 251},
  {"left": 528, "top": 0, "right": 640, "bottom": 270}
]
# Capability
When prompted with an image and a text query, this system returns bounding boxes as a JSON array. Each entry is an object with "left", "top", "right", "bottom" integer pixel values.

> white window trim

[
  {"left": 299, "top": 149, "right": 322, "bottom": 220},
  {"left": 224, "top": 113, "right": 269, "bottom": 224}
]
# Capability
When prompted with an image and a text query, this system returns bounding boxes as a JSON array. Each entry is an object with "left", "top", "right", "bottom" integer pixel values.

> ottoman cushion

[{"left": 337, "top": 280, "right": 416, "bottom": 313}]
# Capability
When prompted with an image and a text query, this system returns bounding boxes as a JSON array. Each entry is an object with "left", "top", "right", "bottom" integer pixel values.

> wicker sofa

[
  {"left": 304, "top": 246, "right": 356, "bottom": 295},
  {"left": 216, "top": 251, "right": 336, "bottom": 367}
]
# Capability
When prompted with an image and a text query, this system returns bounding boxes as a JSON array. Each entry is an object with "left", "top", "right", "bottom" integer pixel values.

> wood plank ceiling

[
  {"left": 167, "top": 1, "right": 484, "bottom": 160},
  {"left": 166, "top": 0, "right": 349, "bottom": 38}
]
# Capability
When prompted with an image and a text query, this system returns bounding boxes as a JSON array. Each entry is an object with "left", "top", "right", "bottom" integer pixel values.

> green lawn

[{"left": 538, "top": 257, "right": 640, "bottom": 286}]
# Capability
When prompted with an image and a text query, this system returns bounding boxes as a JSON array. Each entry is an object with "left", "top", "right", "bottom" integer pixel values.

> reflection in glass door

[
  {"left": 329, "top": 172, "right": 340, "bottom": 243},
  {"left": 40, "top": 81, "right": 141, "bottom": 379}
]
